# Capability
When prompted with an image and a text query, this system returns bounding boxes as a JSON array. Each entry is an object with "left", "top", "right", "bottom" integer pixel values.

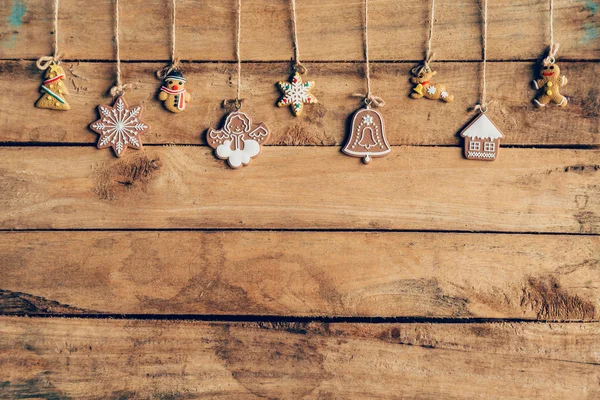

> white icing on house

[{"left": 460, "top": 113, "right": 504, "bottom": 140}]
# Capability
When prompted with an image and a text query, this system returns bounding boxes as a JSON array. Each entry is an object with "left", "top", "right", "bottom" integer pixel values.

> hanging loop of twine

[
  {"left": 352, "top": 93, "right": 385, "bottom": 108},
  {"left": 156, "top": 0, "right": 181, "bottom": 79},
  {"left": 543, "top": 43, "right": 559, "bottom": 66},
  {"left": 294, "top": 61, "right": 307, "bottom": 75},
  {"left": 473, "top": 0, "right": 490, "bottom": 113},
  {"left": 290, "top": 0, "right": 308, "bottom": 75},
  {"left": 542, "top": 0, "right": 558, "bottom": 66},
  {"left": 36, "top": 53, "right": 63, "bottom": 70},
  {"left": 359, "top": 0, "right": 384, "bottom": 108},
  {"left": 109, "top": 0, "right": 130, "bottom": 97},
  {"left": 37, "top": 0, "right": 62, "bottom": 70},
  {"left": 110, "top": 83, "right": 132, "bottom": 97},
  {"left": 156, "top": 58, "right": 182, "bottom": 79},
  {"left": 223, "top": 98, "right": 244, "bottom": 110}
]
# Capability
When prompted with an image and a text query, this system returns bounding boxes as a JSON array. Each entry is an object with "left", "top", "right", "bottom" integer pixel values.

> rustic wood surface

[
  {"left": 1, "top": 231, "right": 598, "bottom": 319},
  {"left": 1, "top": 0, "right": 599, "bottom": 61},
  {"left": 1, "top": 317, "right": 599, "bottom": 399},
  {"left": 1, "top": 61, "right": 599, "bottom": 146},
  {"left": 1, "top": 147, "right": 598, "bottom": 232},
  {"left": 1, "top": 0, "right": 599, "bottom": 397}
]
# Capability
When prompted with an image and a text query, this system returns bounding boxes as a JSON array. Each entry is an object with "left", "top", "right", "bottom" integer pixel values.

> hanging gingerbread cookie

[
  {"left": 159, "top": 71, "right": 191, "bottom": 113},
  {"left": 409, "top": 0, "right": 453, "bottom": 103},
  {"left": 410, "top": 64, "right": 453, "bottom": 103},
  {"left": 207, "top": 110, "right": 270, "bottom": 169},
  {"left": 35, "top": 0, "right": 70, "bottom": 111},
  {"left": 342, "top": 0, "right": 391, "bottom": 164},
  {"left": 89, "top": 0, "right": 150, "bottom": 158},
  {"left": 276, "top": 0, "right": 317, "bottom": 117},
  {"left": 35, "top": 63, "right": 70, "bottom": 111},
  {"left": 156, "top": 0, "right": 191, "bottom": 113},
  {"left": 532, "top": 0, "right": 567, "bottom": 108},
  {"left": 532, "top": 62, "right": 567, "bottom": 107},
  {"left": 206, "top": 0, "right": 270, "bottom": 169}
]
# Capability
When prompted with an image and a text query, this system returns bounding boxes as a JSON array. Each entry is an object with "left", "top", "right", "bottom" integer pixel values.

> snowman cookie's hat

[{"left": 165, "top": 70, "right": 186, "bottom": 82}]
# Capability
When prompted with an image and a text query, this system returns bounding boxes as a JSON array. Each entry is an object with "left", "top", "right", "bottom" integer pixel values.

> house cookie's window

[
  {"left": 484, "top": 142, "right": 495, "bottom": 152},
  {"left": 469, "top": 141, "right": 481, "bottom": 151}
]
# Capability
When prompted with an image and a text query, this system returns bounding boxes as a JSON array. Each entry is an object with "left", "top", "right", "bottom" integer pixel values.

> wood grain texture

[
  {"left": 1, "top": 231, "right": 598, "bottom": 319},
  {"left": 1, "top": 61, "right": 599, "bottom": 145},
  {"left": 1, "top": 317, "right": 599, "bottom": 399},
  {"left": 1, "top": 147, "right": 598, "bottom": 232},
  {"left": 1, "top": 0, "right": 599, "bottom": 61}
]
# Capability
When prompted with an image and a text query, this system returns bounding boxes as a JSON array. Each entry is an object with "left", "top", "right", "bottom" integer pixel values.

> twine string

[
  {"left": 474, "top": 0, "right": 489, "bottom": 113},
  {"left": 156, "top": 0, "right": 182, "bottom": 79},
  {"left": 353, "top": 0, "right": 384, "bottom": 107},
  {"left": 36, "top": 0, "right": 61, "bottom": 70},
  {"left": 425, "top": 0, "right": 435, "bottom": 68},
  {"left": 543, "top": 0, "right": 559, "bottom": 65},
  {"left": 235, "top": 0, "right": 242, "bottom": 103},
  {"left": 110, "top": 0, "right": 130, "bottom": 97},
  {"left": 290, "top": 0, "right": 307, "bottom": 74}
]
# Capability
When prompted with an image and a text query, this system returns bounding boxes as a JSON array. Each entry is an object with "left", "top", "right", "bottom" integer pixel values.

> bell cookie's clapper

[
  {"left": 158, "top": 70, "right": 191, "bottom": 113},
  {"left": 410, "top": 65, "right": 454, "bottom": 103},
  {"left": 532, "top": 63, "right": 568, "bottom": 108},
  {"left": 35, "top": 63, "right": 70, "bottom": 111}
]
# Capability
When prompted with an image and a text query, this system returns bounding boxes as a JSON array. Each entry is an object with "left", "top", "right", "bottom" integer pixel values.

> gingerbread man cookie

[
  {"left": 35, "top": 63, "right": 70, "bottom": 111},
  {"left": 410, "top": 65, "right": 454, "bottom": 103},
  {"left": 532, "top": 63, "right": 568, "bottom": 107},
  {"left": 158, "top": 71, "right": 191, "bottom": 113}
]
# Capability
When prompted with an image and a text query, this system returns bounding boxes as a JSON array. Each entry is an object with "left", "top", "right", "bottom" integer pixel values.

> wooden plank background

[{"left": 0, "top": 0, "right": 599, "bottom": 398}]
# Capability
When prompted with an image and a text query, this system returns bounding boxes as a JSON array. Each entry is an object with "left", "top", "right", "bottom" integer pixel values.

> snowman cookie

[
  {"left": 35, "top": 63, "right": 70, "bottom": 111},
  {"left": 158, "top": 70, "right": 191, "bottom": 113}
]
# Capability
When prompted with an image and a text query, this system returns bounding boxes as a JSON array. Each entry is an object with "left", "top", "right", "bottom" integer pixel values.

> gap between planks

[{"left": 2, "top": 312, "right": 599, "bottom": 324}]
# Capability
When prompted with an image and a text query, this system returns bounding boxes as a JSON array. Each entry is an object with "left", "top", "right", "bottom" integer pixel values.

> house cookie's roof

[{"left": 460, "top": 113, "right": 504, "bottom": 140}]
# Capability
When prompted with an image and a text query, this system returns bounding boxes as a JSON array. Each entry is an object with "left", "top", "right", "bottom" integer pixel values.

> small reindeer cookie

[
  {"left": 158, "top": 71, "right": 191, "bottom": 113},
  {"left": 35, "top": 63, "right": 70, "bottom": 111},
  {"left": 532, "top": 62, "right": 567, "bottom": 107},
  {"left": 410, "top": 64, "right": 453, "bottom": 103}
]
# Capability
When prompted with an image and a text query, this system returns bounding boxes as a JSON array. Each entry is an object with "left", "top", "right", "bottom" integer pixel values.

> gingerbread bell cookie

[
  {"left": 35, "top": 63, "right": 70, "bottom": 111},
  {"left": 532, "top": 62, "right": 568, "bottom": 108},
  {"left": 158, "top": 71, "right": 191, "bottom": 113},
  {"left": 410, "top": 64, "right": 453, "bottom": 103}
]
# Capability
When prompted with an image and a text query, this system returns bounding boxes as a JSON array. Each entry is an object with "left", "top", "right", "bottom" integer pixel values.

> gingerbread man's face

[
  {"left": 540, "top": 63, "right": 561, "bottom": 80},
  {"left": 411, "top": 67, "right": 437, "bottom": 84},
  {"left": 165, "top": 77, "right": 186, "bottom": 91}
]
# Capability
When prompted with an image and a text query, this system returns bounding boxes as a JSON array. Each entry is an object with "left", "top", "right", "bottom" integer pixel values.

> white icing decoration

[
  {"left": 90, "top": 96, "right": 149, "bottom": 156},
  {"left": 460, "top": 113, "right": 504, "bottom": 140},
  {"left": 426, "top": 86, "right": 437, "bottom": 95},
  {"left": 277, "top": 72, "right": 317, "bottom": 116},
  {"left": 216, "top": 139, "right": 260, "bottom": 168},
  {"left": 441, "top": 91, "right": 448, "bottom": 98}
]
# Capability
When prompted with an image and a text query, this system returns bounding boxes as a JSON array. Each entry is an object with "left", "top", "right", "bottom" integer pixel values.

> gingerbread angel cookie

[
  {"left": 532, "top": 62, "right": 568, "bottom": 107},
  {"left": 410, "top": 64, "right": 454, "bottom": 103},
  {"left": 158, "top": 71, "right": 191, "bottom": 113},
  {"left": 35, "top": 63, "right": 70, "bottom": 111}
]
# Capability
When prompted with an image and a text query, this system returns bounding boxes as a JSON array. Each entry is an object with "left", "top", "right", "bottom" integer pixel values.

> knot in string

[
  {"left": 156, "top": 58, "right": 182, "bottom": 79},
  {"left": 110, "top": 83, "right": 132, "bottom": 97},
  {"left": 223, "top": 98, "right": 244, "bottom": 110},
  {"left": 294, "top": 61, "right": 307, "bottom": 75},
  {"left": 353, "top": 93, "right": 385, "bottom": 108},
  {"left": 543, "top": 43, "right": 559, "bottom": 66},
  {"left": 36, "top": 53, "right": 63, "bottom": 70}
]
